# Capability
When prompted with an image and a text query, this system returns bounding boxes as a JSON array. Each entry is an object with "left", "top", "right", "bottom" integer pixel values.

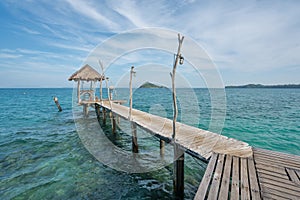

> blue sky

[{"left": 0, "top": 0, "right": 299, "bottom": 88}]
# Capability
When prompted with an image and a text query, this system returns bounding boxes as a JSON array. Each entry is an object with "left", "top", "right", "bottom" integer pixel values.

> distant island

[
  {"left": 226, "top": 84, "right": 300, "bottom": 88},
  {"left": 139, "top": 82, "right": 166, "bottom": 88}
]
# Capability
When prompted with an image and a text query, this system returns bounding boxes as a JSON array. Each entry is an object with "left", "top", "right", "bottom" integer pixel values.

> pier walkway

[
  {"left": 96, "top": 100, "right": 252, "bottom": 159},
  {"left": 93, "top": 100, "right": 300, "bottom": 199}
]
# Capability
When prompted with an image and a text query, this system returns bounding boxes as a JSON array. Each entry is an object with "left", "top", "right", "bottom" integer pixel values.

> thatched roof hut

[
  {"left": 68, "top": 64, "right": 105, "bottom": 103},
  {"left": 68, "top": 64, "right": 104, "bottom": 81}
]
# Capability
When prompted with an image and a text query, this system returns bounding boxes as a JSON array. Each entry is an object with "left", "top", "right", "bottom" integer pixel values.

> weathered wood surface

[
  {"left": 254, "top": 148, "right": 300, "bottom": 200},
  {"left": 194, "top": 153, "right": 261, "bottom": 200},
  {"left": 97, "top": 101, "right": 252, "bottom": 159},
  {"left": 94, "top": 101, "right": 300, "bottom": 199}
]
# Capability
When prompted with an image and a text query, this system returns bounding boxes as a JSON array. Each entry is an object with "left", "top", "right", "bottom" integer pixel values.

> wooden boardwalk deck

[
  {"left": 194, "top": 148, "right": 300, "bottom": 200},
  {"left": 94, "top": 101, "right": 300, "bottom": 199},
  {"left": 96, "top": 100, "right": 252, "bottom": 159}
]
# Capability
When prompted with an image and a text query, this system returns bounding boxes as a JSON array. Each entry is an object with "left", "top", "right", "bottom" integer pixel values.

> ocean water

[{"left": 0, "top": 88, "right": 299, "bottom": 199}]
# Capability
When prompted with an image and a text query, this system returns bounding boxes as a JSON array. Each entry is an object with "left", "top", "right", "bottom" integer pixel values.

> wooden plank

[
  {"left": 254, "top": 152, "right": 300, "bottom": 166},
  {"left": 256, "top": 169, "right": 289, "bottom": 180},
  {"left": 254, "top": 148, "right": 300, "bottom": 162},
  {"left": 218, "top": 155, "right": 232, "bottom": 199},
  {"left": 231, "top": 157, "right": 240, "bottom": 200},
  {"left": 296, "top": 170, "right": 300, "bottom": 179},
  {"left": 263, "top": 186, "right": 297, "bottom": 199},
  {"left": 286, "top": 168, "right": 300, "bottom": 185},
  {"left": 195, "top": 153, "right": 218, "bottom": 200},
  {"left": 258, "top": 173, "right": 299, "bottom": 187},
  {"left": 254, "top": 155, "right": 300, "bottom": 170},
  {"left": 259, "top": 177, "right": 300, "bottom": 196},
  {"left": 247, "top": 157, "right": 261, "bottom": 200},
  {"left": 260, "top": 187, "right": 289, "bottom": 200},
  {"left": 255, "top": 162, "right": 287, "bottom": 175},
  {"left": 260, "top": 183, "right": 300, "bottom": 199},
  {"left": 241, "top": 158, "right": 250, "bottom": 200},
  {"left": 207, "top": 154, "right": 225, "bottom": 200}
]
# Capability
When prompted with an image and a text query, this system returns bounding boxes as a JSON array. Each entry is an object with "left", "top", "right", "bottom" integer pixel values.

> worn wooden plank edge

[{"left": 194, "top": 153, "right": 218, "bottom": 200}]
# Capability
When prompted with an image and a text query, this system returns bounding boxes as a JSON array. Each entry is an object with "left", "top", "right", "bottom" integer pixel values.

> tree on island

[{"left": 139, "top": 82, "right": 166, "bottom": 88}]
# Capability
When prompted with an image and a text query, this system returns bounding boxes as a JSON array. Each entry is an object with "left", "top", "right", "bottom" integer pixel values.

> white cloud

[{"left": 65, "top": 0, "right": 118, "bottom": 30}]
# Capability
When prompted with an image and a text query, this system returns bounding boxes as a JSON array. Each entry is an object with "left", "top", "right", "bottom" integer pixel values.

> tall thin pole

[
  {"left": 129, "top": 66, "right": 135, "bottom": 120},
  {"left": 100, "top": 79, "right": 103, "bottom": 101},
  {"left": 77, "top": 80, "right": 80, "bottom": 103},
  {"left": 98, "top": 60, "right": 104, "bottom": 101},
  {"left": 172, "top": 34, "right": 185, "bottom": 199},
  {"left": 172, "top": 34, "right": 184, "bottom": 139}
]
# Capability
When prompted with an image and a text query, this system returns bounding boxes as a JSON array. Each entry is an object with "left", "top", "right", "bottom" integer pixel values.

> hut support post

[
  {"left": 98, "top": 60, "right": 104, "bottom": 101},
  {"left": 174, "top": 144, "right": 185, "bottom": 199},
  {"left": 100, "top": 79, "right": 103, "bottom": 101},
  {"left": 77, "top": 80, "right": 80, "bottom": 103},
  {"left": 131, "top": 122, "right": 138, "bottom": 153},
  {"left": 171, "top": 34, "right": 184, "bottom": 197}
]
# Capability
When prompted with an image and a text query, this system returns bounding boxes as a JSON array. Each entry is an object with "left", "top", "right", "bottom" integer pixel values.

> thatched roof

[{"left": 68, "top": 64, "right": 104, "bottom": 81}]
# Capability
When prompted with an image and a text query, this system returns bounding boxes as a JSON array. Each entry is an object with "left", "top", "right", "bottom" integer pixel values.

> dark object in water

[{"left": 53, "top": 96, "right": 62, "bottom": 112}]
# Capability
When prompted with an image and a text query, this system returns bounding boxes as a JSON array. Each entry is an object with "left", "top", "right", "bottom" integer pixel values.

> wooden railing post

[
  {"left": 171, "top": 33, "right": 185, "bottom": 198},
  {"left": 129, "top": 66, "right": 135, "bottom": 120}
]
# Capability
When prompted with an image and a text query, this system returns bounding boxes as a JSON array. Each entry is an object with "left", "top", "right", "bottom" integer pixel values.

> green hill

[{"left": 139, "top": 82, "right": 166, "bottom": 88}]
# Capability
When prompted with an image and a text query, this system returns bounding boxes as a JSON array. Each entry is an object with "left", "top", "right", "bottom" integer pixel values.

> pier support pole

[
  {"left": 83, "top": 104, "right": 89, "bottom": 117},
  {"left": 160, "top": 140, "right": 165, "bottom": 158},
  {"left": 174, "top": 144, "right": 184, "bottom": 199},
  {"left": 95, "top": 104, "right": 101, "bottom": 119},
  {"left": 131, "top": 122, "right": 138, "bottom": 153},
  {"left": 102, "top": 108, "right": 106, "bottom": 125},
  {"left": 112, "top": 114, "right": 116, "bottom": 134}
]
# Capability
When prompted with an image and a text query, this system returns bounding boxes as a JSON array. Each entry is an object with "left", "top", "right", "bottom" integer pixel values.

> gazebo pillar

[{"left": 77, "top": 80, "right": 80, "bottom": 103}]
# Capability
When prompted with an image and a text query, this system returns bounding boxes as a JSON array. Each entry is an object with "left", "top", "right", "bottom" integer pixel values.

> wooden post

[
  {"left": 171, "top": 34, "right": 185, "bottom": 198},
  {"left": 129, "top": 66, "right": 135, "bottom": 120},
  {"left": 98, "top": 60, "right": 104, "bottom": 101},
  {"left": 174, "top": 144, "right": 185, "bottom": 199},
  {"left": 109, "top": 87, "right": 113, "bottom": 100},
  {"left": 102, "top": 107, "right": 106, "bottom": 125},
  {"left": 83, "top": 103, "right": 89, "bottom": 117},
  {"left": 160, "top": 139, "right": 165, "bottom": 158},
  {"left": 95, "top": 103, "right": 101, "bottom": 119},
  {"left": 53, "top": 96, "right": 62, "bottom": 112},
  {"left": 171, "top": 34, "right": 184, "bottom": 139},
  {"left": 131, "top": 122, "right": 138, "bottom": 153},
  {"left": 77, "top": 80, "right": 80, "bottom": 103},
  {"left": 105, "top": 77, "right": 113, "bottom": 109},
  {"left": 112, "top": 113, "right": 116, "bottom": 134},
  {"left": 100, "top": 80, "right": 103, "bottom": 101}
]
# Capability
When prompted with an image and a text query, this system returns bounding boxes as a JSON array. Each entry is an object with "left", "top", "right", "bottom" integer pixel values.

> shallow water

[{"left": 0, "top": 88, "right": 299, "bottom": 199}]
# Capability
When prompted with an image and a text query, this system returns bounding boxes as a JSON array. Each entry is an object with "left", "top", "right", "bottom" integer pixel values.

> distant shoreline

[
  {"left": 225, "top": 84, "right": 300, "bottom": 89},
  {"left": 1, "top": 83, "right": 300, "bottom": 89}
]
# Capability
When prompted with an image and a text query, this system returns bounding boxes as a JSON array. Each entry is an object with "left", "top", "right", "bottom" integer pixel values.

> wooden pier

[
  {"left": 94, "top": 100, "right": 300, "bottom": 200},
  {"left": 69, "top": 35, "right": 299, "bottom": 199}
]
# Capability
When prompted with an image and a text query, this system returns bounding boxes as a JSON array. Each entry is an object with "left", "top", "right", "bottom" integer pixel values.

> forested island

[
  {"left": 226, "top": 84, "right": 300, "bottom": 88},
  {"left": 139, "top": 82, "right": 166, "bottom": 88}
]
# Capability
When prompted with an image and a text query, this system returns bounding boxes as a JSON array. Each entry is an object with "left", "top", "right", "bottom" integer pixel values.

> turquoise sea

[{"left": 0, "top": 88, "right": 299, "bottom": 199}]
